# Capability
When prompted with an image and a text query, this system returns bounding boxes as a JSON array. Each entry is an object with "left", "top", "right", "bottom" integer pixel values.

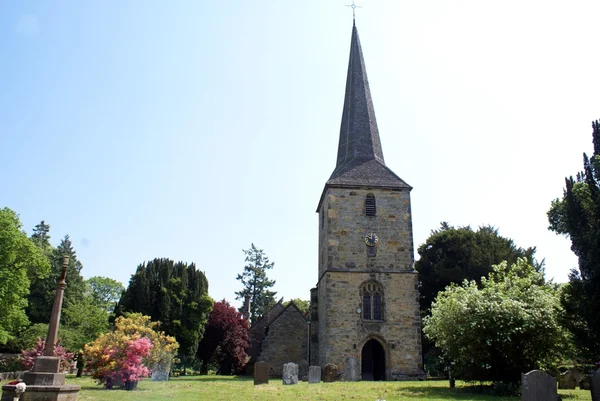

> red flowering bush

[{"left": 20, "top": 338, "right": 74, "bottom": 372}]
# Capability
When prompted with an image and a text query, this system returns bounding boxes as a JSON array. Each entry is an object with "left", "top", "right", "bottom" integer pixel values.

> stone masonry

[
  {"left": 258, "top": 303, "right": 307, "bottom": 377},
  {"left": 315, "top": 187, "right": 423, "bottom": 379}
]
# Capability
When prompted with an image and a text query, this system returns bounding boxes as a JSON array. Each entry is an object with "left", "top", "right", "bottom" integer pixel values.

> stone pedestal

[{"left": 1, "top": 384, "right": 80, "bottom": 401}]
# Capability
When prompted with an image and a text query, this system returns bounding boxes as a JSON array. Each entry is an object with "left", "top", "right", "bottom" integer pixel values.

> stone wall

[
  {"left": 259, "top": 304, "right": 308, "bottom": 377},
  {"left": 315, "top": 186, "right": 422, "bottom": 379},
  {"left": 317, "top": 270, "right": 422, "bottom": 378},
  {"left": 319, "top": 187, "right": 414, "bottom": 278},
  {"left": 245, "top": 303, "right": 285, "bottom": 373}
]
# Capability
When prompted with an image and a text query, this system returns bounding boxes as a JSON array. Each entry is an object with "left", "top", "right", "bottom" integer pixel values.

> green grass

[{"left": 69, "top": 375, "right": 592, "bottom": 401}]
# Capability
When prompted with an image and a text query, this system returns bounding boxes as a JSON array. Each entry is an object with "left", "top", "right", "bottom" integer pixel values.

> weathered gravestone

[
  {"left": 308, "top": 366, "right": 321, "bottom": 384},
  {"left": 151, "top": 361, "right": 171, "bottom": 381},
  {"left": 521, "top": 370, "right": 557, "bottom": 401},
  {"left": 591, "top": 370, "right": 600, "bottom": 401},
  {"left": 254, "top": 362, "right": 269, "bottom": 385},
  {"left": 282, "top": 362, "right": 299, "bottom": 385},
  {"left": 580, "top": 374, "right": 591, "bottom": 390},
  {"left": 323, "top": 363, "right": 338, "bottom": 383},
  {"left": 344, "top": 357, "right": 360, "bottom": 381},
  {"left": 558, "top": 370, "right": 577, "bottom": 389},
  {"left": 298, "top": 359, "right": 309, "bottom": 378}
]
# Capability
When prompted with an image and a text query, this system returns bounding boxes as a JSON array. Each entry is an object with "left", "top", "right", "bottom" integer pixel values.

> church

[{"left": 248, "top": 22, "right": 423, "bottom": 381}]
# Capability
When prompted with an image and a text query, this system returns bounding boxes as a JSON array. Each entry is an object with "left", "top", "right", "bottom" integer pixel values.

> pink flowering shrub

[
  {"left": 85, "top": 334, "right": 153, "bottom": 389},
  {"left": 20, "top": 338, "right": 74, "bottom": 372}
]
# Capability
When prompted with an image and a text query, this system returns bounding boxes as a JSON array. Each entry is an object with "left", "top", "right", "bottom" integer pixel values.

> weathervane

[{"left": 346, "top": 0, "right": 361, "bottom": 20}]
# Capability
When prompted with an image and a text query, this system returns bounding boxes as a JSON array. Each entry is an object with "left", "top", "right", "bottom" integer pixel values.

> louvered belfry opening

[{"left": 365, "top": 194, "right": 376, "bottom": 216}]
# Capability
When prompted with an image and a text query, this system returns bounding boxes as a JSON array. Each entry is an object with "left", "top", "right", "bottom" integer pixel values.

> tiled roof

[{"left": 327, "top": 23, "right": 409, "bottom": 190}]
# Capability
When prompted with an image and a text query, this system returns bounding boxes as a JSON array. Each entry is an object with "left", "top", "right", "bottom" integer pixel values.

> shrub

[
  {"left": 19, "top": 338, "right": 74, "bottom": 372},
  {"left": 84, "top": 313, "right": 178, "bottom": 389}
]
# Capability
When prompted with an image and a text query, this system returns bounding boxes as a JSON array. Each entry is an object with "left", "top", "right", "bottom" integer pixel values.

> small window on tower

[
  {"left": 365, "top": 194, "right": 376, "bottom": 216},
  {"left": 367, "top": 245, "right": 376, "bottom": 257},
  {"left": 360, "top": 281, "right": 384, "bottom": 321}
]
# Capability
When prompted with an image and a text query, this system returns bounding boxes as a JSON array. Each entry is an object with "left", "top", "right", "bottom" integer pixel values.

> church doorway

[{"left": 361, "top": 339, "right": 386, "bottom": 381}]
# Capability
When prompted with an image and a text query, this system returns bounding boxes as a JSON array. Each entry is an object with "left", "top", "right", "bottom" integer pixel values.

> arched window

[
  {"left": 360, "top": 282, "right": 384, "bottom": 321},
  {"left": 365, "top": 194, "right": 376, "bottom": 216}
]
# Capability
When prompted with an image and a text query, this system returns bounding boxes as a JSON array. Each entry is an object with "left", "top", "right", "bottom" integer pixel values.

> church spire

[
  {"left": 334, "top": 23, "right": 384, "bottom": 169},
  {"left": 326, "top": 24, "right": 410, "bottom": 190}
]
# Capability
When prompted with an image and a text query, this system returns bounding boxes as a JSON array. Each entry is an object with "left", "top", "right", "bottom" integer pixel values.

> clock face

[{"left": 364, "top": 233, "right": 379, "bottom": 247}]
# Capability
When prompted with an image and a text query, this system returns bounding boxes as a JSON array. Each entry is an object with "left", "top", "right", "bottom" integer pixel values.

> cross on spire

[{"left": 346, "top": 0, "right": 361, "bottom": 21}]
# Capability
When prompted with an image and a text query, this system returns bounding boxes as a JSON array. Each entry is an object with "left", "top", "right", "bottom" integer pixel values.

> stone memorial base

[
  {"left": 1, "top": 384, "right": 80, "bottom": 401},
  {"left": 1, "top": 357, "right": 81, "bottom": 401}
]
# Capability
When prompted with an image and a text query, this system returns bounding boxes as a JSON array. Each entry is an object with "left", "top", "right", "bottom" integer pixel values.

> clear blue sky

[{"left": 2, "top": 1, "right": 599, "bottom": 307}]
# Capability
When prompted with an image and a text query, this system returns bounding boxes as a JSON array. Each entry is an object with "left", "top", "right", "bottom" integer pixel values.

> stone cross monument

[{"left": 2, "top": 255, "right": 81, "bottom": 401}]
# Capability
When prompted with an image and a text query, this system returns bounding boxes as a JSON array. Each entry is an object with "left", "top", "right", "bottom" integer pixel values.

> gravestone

[
  {"left": 282, "top": 362, "right": 299, "bottom": 385},
  {"left": 591, "top": 370, "right": 600, "bottom": 401},
  {"left": 308, "top": 366, "right": 321, "bottom": 384},
  {"left": 558, "top": 370, "right": 577, "bottom": 389},
  {"left": 344, "top": 357, "right": 360, "bottom": 381},
  {"left": 298, "top": 359, "right": 309, "bottom": 378},
  {"left": 580, "top": 374, "right": 591, "bottom": 390},
  {"left": 521, "top": 370, "right": 557, "bottom": 401},
  {"left": 323, "top": 363, "right": 338, "bottom": 383},
  {"left": 254, "top": 362, "right": 269, "bottom": 385},
  {"left": 151, "top": 361, "right": 171, "bottom": 381}
]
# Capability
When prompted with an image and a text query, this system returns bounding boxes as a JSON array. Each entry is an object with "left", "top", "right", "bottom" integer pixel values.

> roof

[{"left": 317, "top": 23, "right": 411, "bottom": 211}]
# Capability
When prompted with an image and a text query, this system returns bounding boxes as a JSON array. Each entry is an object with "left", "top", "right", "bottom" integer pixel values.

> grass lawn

[{"left": 69, "top": 375, "right": 592, "bottom": 401}]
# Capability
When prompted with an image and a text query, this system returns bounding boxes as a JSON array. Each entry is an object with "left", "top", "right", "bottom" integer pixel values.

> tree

[
  {"left": 31, "top": 220, "right": 52, "bottom": 256},
  {"left": 116, "top": 258, "right": 213, "bottom": 368},
  {"left": 423, "top": 259, "right": 567, "bottom": 387},
  {"left": 235, "top": 243, "right": 277, "bottom": 323},
  {"left": 27, "top": 235, "right": 86, "bottom": 325},
  {"left": 282, "top": 299, "right": 310, "bottom": 314},
  {"left": 548, "top": 119, "right": 600, "bottom": 362},
  {"left": 86, "top": 276, "right": 124, "bottom": 313},
  {"left": 416, "top": 223, "right": 540, "bottom": 315},
  {"left": 197, "top": 300, "right": 250, "bottom": 375},
  {"left": 0, "top": 208, "right": 50, "bottom": 344}
]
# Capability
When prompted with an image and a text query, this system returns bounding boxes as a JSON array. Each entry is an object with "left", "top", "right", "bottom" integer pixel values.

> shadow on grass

[
  {"left": 398, "top": 386, "right": 517, "bottom": 399},
  {"left": 172, "top": 375, "right": 253, "bottom": 383}
]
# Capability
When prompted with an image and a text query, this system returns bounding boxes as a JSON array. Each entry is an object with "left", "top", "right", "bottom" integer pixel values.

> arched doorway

[{"left": 361, "top": 339, "right": 386, "bottom": 381}]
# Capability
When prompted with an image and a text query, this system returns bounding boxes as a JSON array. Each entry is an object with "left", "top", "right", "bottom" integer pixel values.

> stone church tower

[{"left": 310, "top": 22, "right": 424, "bottom": 381}]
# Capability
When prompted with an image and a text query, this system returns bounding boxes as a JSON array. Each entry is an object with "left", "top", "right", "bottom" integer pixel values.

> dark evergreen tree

[
  {"left": 26, "top": 235, "right": 86, "bottom": 324},
  {"left": 235, "top": 243, "right": 277, "bottom": 324},
  {"left": 548, "top": 119, "right": 600, "bottom": 362},
  {"left": 416, "top": 223, "right": 540, "bottom": 315},
  {"left": 31, "top": 220, "right": 51, "bottom": 252},
  {"left": 116, "top": 258, "right": 213, "bottom": 368}
]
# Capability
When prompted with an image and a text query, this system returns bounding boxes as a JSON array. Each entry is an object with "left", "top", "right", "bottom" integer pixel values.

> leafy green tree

[
  {"left": 116, "top": 258, "right": 213, "bottom": 368},
  {"left": 283, "top": 299, "right": 310, "bottom": 314},
  {"left": 423, "top": 259, "right": 567, "bottom": 386},
  {"left": 235, "top": 243, "right": 277, "bottom": 324},
  {"left": 416, "top": 223, "right": 540, "bottom": 315},
  {"left": 548, "top": 119, "right": 600, "bottom": 362},
  {"left": 0, "top": 208, "right": 50, "bottom": 344},
  {"left": 27, "top": 235, "right": 86, "bottom": 324},
  {"left": 86, "top": 276, "right": 124, "bottom": 313}
]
